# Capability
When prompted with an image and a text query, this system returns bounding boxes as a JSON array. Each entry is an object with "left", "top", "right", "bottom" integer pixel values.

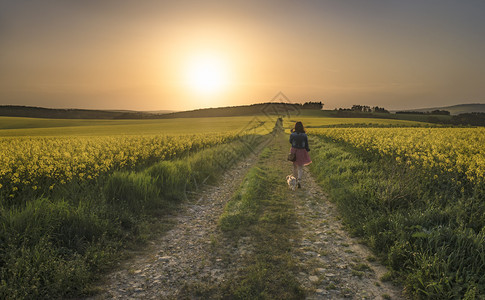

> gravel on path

[
  {"left": 291, "top": 167, "right": 405, "bottom": 299},
  {"left": 87, "top": 150, "right": 261, "bottom": 299}
]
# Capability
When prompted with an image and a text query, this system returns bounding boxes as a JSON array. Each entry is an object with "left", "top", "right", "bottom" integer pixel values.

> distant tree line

[
  {"left": 396, "top": 110, "right": 451, "bottom": 115},
  {"left": 449, "top": 113, "right": 485, "bottom": 126},
  {"left": 425, "top": 113, "right": 485, "bottom": 126},
  {"left": 301, "top": 101, "right": 324, "bottom": 110},
  {"left": 330, "top": 105, "right": 485, "bottom": 126},
  {"left": 335, "top": 105, "right": 390, "bottom": 114}
]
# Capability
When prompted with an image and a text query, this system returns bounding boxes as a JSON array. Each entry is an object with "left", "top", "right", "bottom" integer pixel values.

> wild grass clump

[
  {"left": 0, "top": 198, "right": 108, "bottom": 298},
  {"left": 104, "top": 137, "right": 259, "bottom": 215},
  {"left": 0, "top": 237, "right": 90, "bottom": 299},
  {"left": 310, "top": 138, "right": 485, "bottom": 298},
  {"left": 147, "top": 161, "right": 191, "bottom": 201},
  {"left": 0, "top": 135, "right": 262, "bottom": 299},
  {"left": 104, "top": 172, "right": 161, "bottom": 212}
]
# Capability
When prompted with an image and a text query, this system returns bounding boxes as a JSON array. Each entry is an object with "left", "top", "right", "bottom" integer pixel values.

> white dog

[{"left": 286, "top": 175, "right": 297, "bottom": 191}]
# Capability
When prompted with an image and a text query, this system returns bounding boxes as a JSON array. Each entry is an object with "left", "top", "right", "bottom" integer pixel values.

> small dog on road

[{"left": 286, "top": 175, "right": 297, "bottom": 191}]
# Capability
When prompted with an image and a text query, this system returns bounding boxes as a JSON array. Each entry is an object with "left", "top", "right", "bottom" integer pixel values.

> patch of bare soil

[{"left": 291, "top": 167, "right": 405, "bottom": 299}]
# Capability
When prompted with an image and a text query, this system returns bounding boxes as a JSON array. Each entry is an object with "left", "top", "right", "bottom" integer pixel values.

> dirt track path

[
  {"left": 291, "top": 166, "right": 404, "bottom": 299},
  {"left": 88, "top": 150, "right": 262, "bottom": 299}
]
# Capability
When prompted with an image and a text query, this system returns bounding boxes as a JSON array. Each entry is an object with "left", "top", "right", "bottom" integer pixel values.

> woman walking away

[{"left": 290, "top": 121, "right": 312, "bottom": 188}]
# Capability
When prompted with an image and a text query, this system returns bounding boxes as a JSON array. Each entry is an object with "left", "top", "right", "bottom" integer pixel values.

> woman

[{"left": 289, "top": 121, "right": 312, "bottom": 188}]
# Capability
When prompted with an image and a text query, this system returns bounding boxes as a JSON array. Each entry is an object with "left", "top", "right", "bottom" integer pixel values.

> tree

[
  {"left": 351, "top": 105, "right": 371, "bottom": 112},
  {"left": 302, "top": 101, "right": 324, "bottom": 110},
  {"left": 372, "top": 106, "right": 390, "bottom": 113},
  {"left": 430, "top": 110, "right": 450, "bottom": 115}
]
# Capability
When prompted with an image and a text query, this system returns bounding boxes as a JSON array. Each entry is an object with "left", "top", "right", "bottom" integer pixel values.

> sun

[{"left": 185, "top": 54, "right": 229, "bottom": 94}]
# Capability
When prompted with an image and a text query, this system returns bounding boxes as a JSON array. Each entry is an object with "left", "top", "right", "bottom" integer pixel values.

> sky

[{"left": 1, "top": 0, "right": 484, "bottom": 111}]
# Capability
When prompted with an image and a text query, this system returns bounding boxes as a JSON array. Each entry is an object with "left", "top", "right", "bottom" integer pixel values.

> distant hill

[
  {"left": 0, "top": 103, "right": 320, "bottom": 119},
  {"left": 159, "top": 102, "right": 322, "bottom": 119},
  {"left": 0, "top": 105, "right": 167, "bottom": 119},
  {"left": 143, "top": 110, "right": 177, "bottom": 114},
  {"left": 394, "top": 103, "right": 485, "bottom": 115}
]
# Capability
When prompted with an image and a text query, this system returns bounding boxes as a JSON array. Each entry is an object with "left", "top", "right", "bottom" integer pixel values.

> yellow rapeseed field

[
  {"left": 0, "top": 132, "right": 241, "bottom": 197},
  {"left": 309, "top": 128, "right": 485, "bottom": 183}
]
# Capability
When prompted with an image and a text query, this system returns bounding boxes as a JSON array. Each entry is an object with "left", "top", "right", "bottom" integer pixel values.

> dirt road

[{"left": 89, "top": 135, "right": 404, "bottom": 299}]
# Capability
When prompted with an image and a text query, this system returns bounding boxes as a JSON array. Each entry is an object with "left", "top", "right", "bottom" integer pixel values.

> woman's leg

[
  {"left": 293, "top": 164, "right": 298, "bottom": 178},
  {"left": 297, "top": 165, "right": 303, "bottom": 182}
]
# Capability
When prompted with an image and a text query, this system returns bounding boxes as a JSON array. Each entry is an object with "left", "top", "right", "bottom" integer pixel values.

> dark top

[{"left": 290, "top": 132, "right": 310, "bottom": 151}]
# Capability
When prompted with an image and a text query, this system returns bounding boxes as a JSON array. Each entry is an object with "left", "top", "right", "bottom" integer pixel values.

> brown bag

[{"left": 288, "top": 153, "right": 296, "bottom": 162}]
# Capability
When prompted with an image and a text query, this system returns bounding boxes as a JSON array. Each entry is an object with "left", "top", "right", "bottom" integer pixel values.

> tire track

[
  {"left": 87, "top": 146, "right": 264, "bottom": 299},
  {"left": 291, "top": 167, "right": 405, "bottom": 299}
]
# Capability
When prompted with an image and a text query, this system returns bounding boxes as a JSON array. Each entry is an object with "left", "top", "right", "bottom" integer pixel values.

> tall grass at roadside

[
  {"left": 0, "top": 135, "right": 262, "bottom": 299},
  {"left": 310, "top": 137, "right": 485, "bottom": 299}
]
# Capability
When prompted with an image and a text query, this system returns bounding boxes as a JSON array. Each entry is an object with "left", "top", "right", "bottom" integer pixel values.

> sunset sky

[{"left": 1, "top": 0, "right": 484, "bottom": 111}]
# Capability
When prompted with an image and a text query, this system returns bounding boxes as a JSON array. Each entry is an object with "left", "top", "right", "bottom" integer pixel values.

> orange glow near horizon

[{"left": 0, "top": 1, "right": 484, "bottom": 111}]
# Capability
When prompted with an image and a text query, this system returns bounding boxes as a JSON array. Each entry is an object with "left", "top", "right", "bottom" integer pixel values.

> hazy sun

[{"left": 185, "top": 54, "right": 229, "bottom": 94}]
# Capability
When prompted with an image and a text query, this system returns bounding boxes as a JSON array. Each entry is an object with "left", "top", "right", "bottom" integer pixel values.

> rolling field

[
  {"left": 0, "top": 116, "right": 271, "bottom": 298},
  {"left": 0, "top": 133, "right": 246, "bottom": 201},
  {"left": 0, "top": 116, "right": 273, "bottom": 201},
  {"left": 0, "top": 114, "right": 428, "bottom": 137},
  {"left": 0, "top": 116, "right": 272, "bottom": 136},
  {"left": 1, "top": 114, "right": 484, "bottom": 298}
]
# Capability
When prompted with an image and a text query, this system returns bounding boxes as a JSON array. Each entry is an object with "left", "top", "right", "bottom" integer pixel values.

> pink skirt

[{"left": 291, "top": 147, "right": 312, "bottom": 166}]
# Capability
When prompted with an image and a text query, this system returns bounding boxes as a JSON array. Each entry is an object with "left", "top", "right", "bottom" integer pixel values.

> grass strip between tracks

[{"left": 219, "top": 133, "right": 305, "bottom": 299}]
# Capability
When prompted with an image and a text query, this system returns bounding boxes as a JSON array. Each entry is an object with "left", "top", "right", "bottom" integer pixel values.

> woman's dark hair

[{"left": 294, "top": 121, "right": 305, "bottom": 133}]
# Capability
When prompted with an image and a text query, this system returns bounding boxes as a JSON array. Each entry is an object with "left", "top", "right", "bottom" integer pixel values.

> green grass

[
  {"left": 284, "top": 116, "right": 430, "bottom": 132},
  {"left": 219, "top": 166, "right": 268, "bottom": 231},
  {"left": 0, "top": 113, "right": 431, "bottom": 137},
  {"left": 309, "top": 137, "right": 485, "bottom": 299},
  {"left": 218, "top": 133, "right": 304, "bottom": 299},
  {"left": 0, "top": 135, "right": 263, "bottom": 299},
  {"left": 0, "top": 116, "right": 134, "bottom": 130},
  {"left": 392, "top": 113, "right": 453, "bottom": 122},
  {"left": 0, "top": 116, "right": 274, "bottom": 136}
]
